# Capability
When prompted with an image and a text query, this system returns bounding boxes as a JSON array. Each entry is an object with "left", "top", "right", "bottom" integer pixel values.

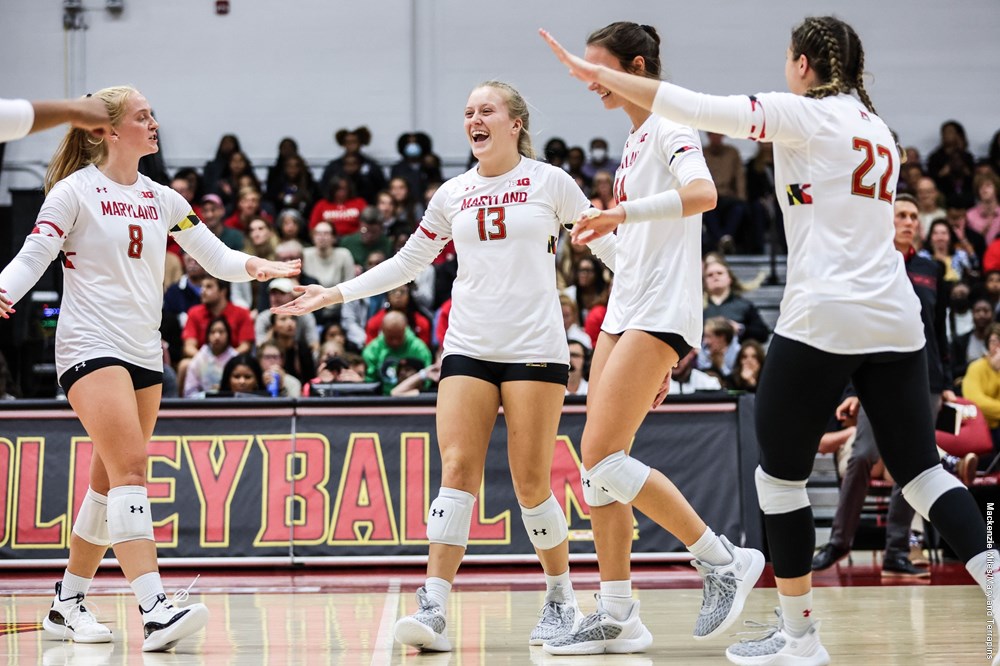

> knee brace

[
  {"left": 72, "top": 487, "right": 111, "bottom": 547},
  {"left": 754, "top": 466, "right": 810, "bottom": 515},
  {"left": 587, "top": 451, "right": 650, "bottom": 505},
  {"left": 520, "top": 493, "right": 568, "bottom": 550},
  {"left": 426, "top": 487, "right": 475, "bottom": 547},
  {"left": 902, "top": 465, "right": 965, "bottom": 520},
  {"left": 581, "top": 464, "right": 616, "bottom": 507},
  {"left": 107, "top": 485, "right": 154, "bottom": 545}
]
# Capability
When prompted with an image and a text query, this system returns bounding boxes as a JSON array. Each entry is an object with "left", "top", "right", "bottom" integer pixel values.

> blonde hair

[
  {"left": 476, "top": 80, "right": 535, "bottom": 160},
  {"left": 44, "top": 85, "right": 138, "bottom": 193}
]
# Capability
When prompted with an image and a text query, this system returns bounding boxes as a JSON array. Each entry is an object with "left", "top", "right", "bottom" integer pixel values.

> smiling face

[
  {"left": 464, "top": 86, "right": 519, "bottom": 164},
  {"left": 113, "top": 93, "right": 159, "bottom": 158},
  {"left": 584, "top": 44, "right": 627, "bottom": 109}
]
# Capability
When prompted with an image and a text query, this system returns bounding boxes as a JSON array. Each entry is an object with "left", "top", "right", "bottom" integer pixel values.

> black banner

[{"left": 0, "top": 396, "right": 761, "bottom": 563}]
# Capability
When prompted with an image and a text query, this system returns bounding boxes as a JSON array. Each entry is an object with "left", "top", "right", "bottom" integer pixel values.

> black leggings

[{"left": 755, "top": 335, "right": 948, "bottom": 577}]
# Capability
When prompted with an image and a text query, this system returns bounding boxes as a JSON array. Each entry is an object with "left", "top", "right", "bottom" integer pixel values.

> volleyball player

[
  {"left": 536, "top": 22, "right": 764, "bottom": 656},
  {"left": 0, "top": 86, "right": 299, "bottom": 652},
  {"left": 0, "top": 96, "right": 111, "bottom": 142},
  {"left": 542, "top": 16, "right": 996, "bottom": 665},
  {"left": 274, "top": 80, "right": 616, "bottom": 652}
]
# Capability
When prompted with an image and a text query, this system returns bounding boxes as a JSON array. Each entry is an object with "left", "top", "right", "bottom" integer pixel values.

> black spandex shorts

[
  {"left": 440, "top": 354, "right": 569, "bottom": 387},
  {"left": 606, "top": 329, "right": 693, "bottom": 359},
  {"left": 59, "top": 357, "right": 163, "bottom": 395}
]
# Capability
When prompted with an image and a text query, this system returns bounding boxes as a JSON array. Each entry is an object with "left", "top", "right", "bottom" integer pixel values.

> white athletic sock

[
  {"left": 599, "top": 580, "right": 634, "bottom": 621},
  {"left": 131, "top": 571, "right": 166, "bottom": 612},
  {"left": 966, "top": 549, "right": 1000, "bottom": 597},
  {"left": 424, "top": 577, "right": 451, "bottom": 613},
  {"left": 779, "top": 591, "right": 814, "bottom": 637},
  {"left": 57, "top": 571, "right": 92, "bottom": 602},
  {"left": 544, "top": 569, "right": 573, "bottom": 603},
  {"left": 688, "top": 527, "right": 733, "bottom": 567}
]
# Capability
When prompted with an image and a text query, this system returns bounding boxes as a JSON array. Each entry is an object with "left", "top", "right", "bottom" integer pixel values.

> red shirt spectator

[
  {"left": 310, "top": 176, "right": 367, "bottom": 236},
  {"left": 181, "top": 277, "right": 256, "bottom": 357}
]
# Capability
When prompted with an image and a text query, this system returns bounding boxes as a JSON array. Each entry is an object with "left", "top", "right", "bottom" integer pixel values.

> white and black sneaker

[
  {"left": 393, "top": 586, "right": 451, "bottom": 652},
  {"left": 140, "top": 593, "right": 209, "bottom": 652},
  {"left": 43, "top": 582, "right": 112, "bottom": 644},
  {"left": 529, "top": 596, "right": 583, "bottom": 646}
]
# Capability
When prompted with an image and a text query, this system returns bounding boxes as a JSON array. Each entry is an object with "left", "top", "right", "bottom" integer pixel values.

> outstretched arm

[{"left": 30, "top": 98, "right": 112, "bottom": 136}]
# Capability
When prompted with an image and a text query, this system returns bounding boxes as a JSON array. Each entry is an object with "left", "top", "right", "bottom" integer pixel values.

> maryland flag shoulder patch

[
  {"left": 785, "top": 183, "right": 813, "bottom": 206},
  {"left": 169, "top": 211, "right": 202, "bottom": 233},
  {"left": 669, "top": 145, "right": 699, "bottom": 166}
]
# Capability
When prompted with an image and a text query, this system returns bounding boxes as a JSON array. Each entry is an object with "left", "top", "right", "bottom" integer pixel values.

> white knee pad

[
  {"left": 107, "top": 485, "right": 154, "bottom": 545},
  {"left": 581, "top": 464, "right": 616, "bottom": 507},
  {"left": 588, "top": 451, "right": 650, "bottom": 504},
  {"left": 72, "top": 487, "right": 111, "bottom": 547},
  {"left": 754, "top": 466, "right": 810, "bottom": 515},
  {"left": 521, "top": 493, "right": 568, "bottom": 551},
  {"left": 902, "top": 465, "right": 965, "bottom": 520},
  {"left": 426, "top": 487, "right": 475, "bottom": 547}
]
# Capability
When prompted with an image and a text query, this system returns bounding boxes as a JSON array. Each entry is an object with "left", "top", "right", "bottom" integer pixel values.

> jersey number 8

[{"left": 127, "top": 224, "right": 144, "bottom": 259}]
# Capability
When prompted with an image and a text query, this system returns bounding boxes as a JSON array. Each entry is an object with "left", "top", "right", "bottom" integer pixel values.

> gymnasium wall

[{"left": 1, "top": 0, "right": 998, "bottom": 202}]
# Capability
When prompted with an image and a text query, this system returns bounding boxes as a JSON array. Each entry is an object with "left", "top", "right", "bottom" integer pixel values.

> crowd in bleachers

[{"left": 3, "top": 120, "right": 999, "bottom": 402}]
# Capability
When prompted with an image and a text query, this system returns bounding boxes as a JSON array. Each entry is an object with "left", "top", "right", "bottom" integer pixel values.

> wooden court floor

[{"left": 1, "top": 561, "right": 992, "bottom": 665}]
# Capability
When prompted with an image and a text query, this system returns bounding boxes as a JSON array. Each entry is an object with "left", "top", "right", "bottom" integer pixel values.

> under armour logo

[
  {"left": 130, "top": 505, "right": 144, "bottom": 513},
  {"left": 582, "top": 479, "right": 591, "bottom": 487},
  {"left": 74, "top": 361, "right": 87, "bottom": 372},
  {"left": 532, "top": 529, "right": 547, "bottom": 536},
  {"left": 96, "top": 187, "right": 107, "bottom": 193},
  {"left": 600, "top": 486, "right": 609, "bottom": 493},
  {"left": 803, "top": 609, "right": 812, "bottom": 618},
  {"left": 431, "top": 509, "right": 444, "bottom": 517}
]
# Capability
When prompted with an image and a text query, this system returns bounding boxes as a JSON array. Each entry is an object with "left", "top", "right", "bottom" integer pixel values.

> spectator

[
  {"left": 219, "top": 354, "right": 264, "bottom": 395},
  {"left": 702, "top": 253, "right": 769, "bottom": 343},
  {"left": 362, "top": 311, "right": 432, "bottom": 395},
  {"left": 275, "top": 208, "right": 306, "bottom": 244},
  {"left": 320, "top": 128, "right": 385, "bottom": 202},
  {"left": 390, "top": 132, "right": 440, "bottom": 199},
  {"left": 225, "top": 187, "right": 272, "bottom": 233},
  {"left": 566, "top": 340, "right": 589, "bottom": 396},
  {"left": 668, "top": 348, "right": 723, "bottom": 395},
  {"left": 967, "top": 172, "right": 1000, "bottom": 244},
  {"left": 303, "top": 221, "right": 355, "bottom": 287},
  {"left": 203, "top": 133, "right": 241, "bottom": 195},
  {"left": 543, "top": 137, "right": 568, "bottom": 169},
  {"left": 946, "top": 202, "right": 986, "bottom": 261},
  {"left": 919, "top": 219, "right": 975, "bottom": 284},
  {"left": 163, "top": 252, "right": 205, "bottom": 364},
  {"left": 565, "top": 256, "right": 608, "bottom": 323},
  {"left": 589, "top": 170, "right": 615, "bottom": 210},
  {"left": 0, "top": 350, "right": 20, "bottom": 399},
  {"left": 310, "top": 176, "right": 367, "bottom": 236},
  {"left": 267, "top": 154, "right": 315, "bottom": 217},
  {"left": 200, "top": 193, "right": 245, "bottom": 251},
  {"left": 341, "top": 250, "right": 388, "bottom": 351},
  {"left": 182, "top": 277, "right": 255, "bottom": 359},
  {"left": 560, "top": 295, "right": 592, "bottom": 350},
  {"left": 897, "top": 161, "right": 924, "bottom": 197},
  {"left": 730, "top": 339, "right": 765, "bottom": 392},
  {"left": 340, "top": 211, "right": 395, "bottom": 266},
  {"left": 216, "top": 150, "right": 259, "bottom": 209},
  {"left": 390, "top": 232, "right": 436, "bottom": 312},
  {"left": 745, "top": 142, "right": 782, "bottom": 253},
  {"left": 265, "top": 138, "right": 299, "bottom": 197},
  {"left": 962, "top": 322, "right": 1000, "bottom": 461},
  {"left": 264, "top": 311, "right": 316, "bottom": 383},
  {"left": 565, "top": 146, "right": 591, "bottom": 189},
  {"left": 583, "top": 302, "right": 607, "bottom": 349},
  {"left": 986, "top": 271, "right": 1000, "bottom": 313},
  {"left": 697, "top": 316, "right": 738, "bottom": 383},
  {"left": 258, "top": 340, "right": 302, "bottom": 398},
  {"left": 952, "top": 298, "right": 994, "bottom": 386},
  {"left": 581, "top": 137, "right": 614, "bottom": 182},
  {"left": 366, "top": 284, "right": 432, "bottom": 347},
  {"left": 254, "top": 277, "right": 319, "bottom": 357},
  {"left": 947, "top": 280, "right": 975, "bottom": 342},
  {"left": 388, "top": 176, "right": 424, "bottom": 234},
  {"left": 916, "top": 176, "right": 947, "bottom": 237},
  {"left": 927, "top": 120, "right": 975, "bottom": 206},
  {"left": 302, "top": 353, "right": 366, "bottom": 396},
  {"left": 183, "top": 316, "right": 238, "bottom": 397},
  {"left": 988, "top": 129, "right": 1000, "bottom": 179},
  {"left": 702, "top": 132, "right": 748, "bottom": 253},
  {"left": 390, "top": 357, "right": 442, "bottom": 397},
  {"left": 243, "top": 217, "right": 278, "bottom": 261}
]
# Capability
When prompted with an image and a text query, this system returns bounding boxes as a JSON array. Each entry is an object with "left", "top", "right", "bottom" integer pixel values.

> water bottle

[{"left": 266, "top": 372, "right": 280, "bottom": 397}]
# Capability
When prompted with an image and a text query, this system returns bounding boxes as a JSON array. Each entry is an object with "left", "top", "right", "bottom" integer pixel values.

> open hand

[
  {"left": 271, "top": 284, "right": 340, "bottom": 316},
  {"left": 571, "top": 207, "right": 623, "bottom": 244},
  {"left": 539, "top": 29, "right": 603, "bottom": 85}
]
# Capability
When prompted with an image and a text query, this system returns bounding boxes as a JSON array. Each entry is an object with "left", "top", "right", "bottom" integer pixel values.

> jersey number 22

[{"left": 851, "top": 138, "right": 894, "bottom": 203}]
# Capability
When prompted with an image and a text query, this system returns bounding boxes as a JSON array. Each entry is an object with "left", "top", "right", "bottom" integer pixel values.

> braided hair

[{"left": 791, "top": 17, "right": 877, "bottom": 116}]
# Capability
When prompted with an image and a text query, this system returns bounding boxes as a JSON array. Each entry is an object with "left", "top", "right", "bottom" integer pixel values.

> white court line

[{"left": 371, "top": 577, "right": 401, "bottom": 666}]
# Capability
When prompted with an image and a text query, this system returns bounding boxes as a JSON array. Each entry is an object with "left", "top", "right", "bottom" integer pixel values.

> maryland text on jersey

[{"left": 99, "top": 200, "right": 160, "bottom": 220}]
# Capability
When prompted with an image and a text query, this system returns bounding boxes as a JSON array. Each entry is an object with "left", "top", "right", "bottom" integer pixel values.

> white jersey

[
  {"left": 0, "top": 164, "right": 253, "bottom": 376},
  {"left": 602, "top": 114, "right": 710, "bottom": 350},
  {"left": 339, "top": 158, "right": 601, "bottom": 364},
  {"left": 0, "top": 98, "right": 33, "bottom": 143},
  {"left": 651, "top": 85, "right": 924, "bottom": 354}
]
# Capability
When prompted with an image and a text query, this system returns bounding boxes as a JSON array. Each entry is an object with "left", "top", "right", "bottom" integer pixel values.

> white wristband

[{"left": 620, "top": 189, "right": 683, "bottom": 223}]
